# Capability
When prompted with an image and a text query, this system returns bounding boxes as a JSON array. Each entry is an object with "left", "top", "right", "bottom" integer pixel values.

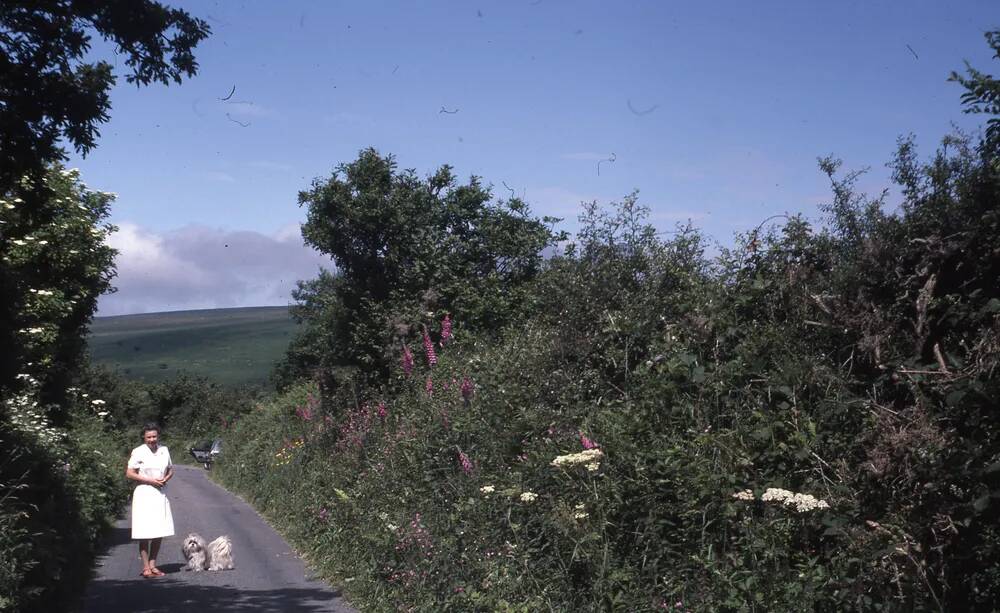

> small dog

[
  {"left": 182, "top": 532, "right": 234, "bottom": 571},
  {"left": 206, "top": 535, "right": 234, "bottom": 571}
]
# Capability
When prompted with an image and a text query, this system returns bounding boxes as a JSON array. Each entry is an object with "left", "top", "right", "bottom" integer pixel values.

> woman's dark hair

[{"left": 140, "top": 422, "right": 161, "bottom": 439}]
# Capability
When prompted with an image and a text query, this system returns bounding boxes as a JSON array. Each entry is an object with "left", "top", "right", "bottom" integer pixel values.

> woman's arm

[
  {"left": 162, "top": 466, "right": 174, "bottom": 484},
  {"left": 125, "top": 466, "right": 164, "bottom": 487}
]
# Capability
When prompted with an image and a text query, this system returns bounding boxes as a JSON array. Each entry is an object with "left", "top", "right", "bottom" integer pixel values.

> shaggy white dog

[
  {"left": 181, "top": 533, "right": 208, "bottom": 571},
  {"left": 206, "top": 535, "right": 234, "bottom": 571}
]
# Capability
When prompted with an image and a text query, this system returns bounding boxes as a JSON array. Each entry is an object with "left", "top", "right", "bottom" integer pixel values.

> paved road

[{"left": 79, "top": 464, "right": 357, "bottom": 613}]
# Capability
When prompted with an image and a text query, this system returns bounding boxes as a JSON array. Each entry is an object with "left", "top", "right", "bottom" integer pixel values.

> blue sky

[{"left": 71, "top": 1, "right": 998, "bottom": 315}]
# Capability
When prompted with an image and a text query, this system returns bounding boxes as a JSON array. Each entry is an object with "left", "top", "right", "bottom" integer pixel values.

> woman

[{"left": 126, "top": 422, "right": 175, "bottom": 578}]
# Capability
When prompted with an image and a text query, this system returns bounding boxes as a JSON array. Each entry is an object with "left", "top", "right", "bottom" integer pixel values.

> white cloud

[{"left": 98, "top": 223, "right": 332, "bottom": 316}]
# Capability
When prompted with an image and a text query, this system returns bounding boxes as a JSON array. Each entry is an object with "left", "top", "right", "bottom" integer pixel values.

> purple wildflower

[
  {"left": 580, "top": 432, "right": 598, "bottom": 449},
  {"left": 377, "top": 401, "right": 388, "bottom": 420},
  {"left": 460, "top": 377, "right": 475, "bottom": 404},
  {"left": 425, "top": 376, "right": 434, "bottom": 396},
  {"left": 423, "top": 328, "right": 438, "bottom": 366},
  {"left": 458, "top": 450, "right": 474, "bottom": 474},
  {"left": 402, "top": 343, "right": 414, "bottom": 376},
  {"left": 440, "top": 314, "right": 452, "bottom": 346}
]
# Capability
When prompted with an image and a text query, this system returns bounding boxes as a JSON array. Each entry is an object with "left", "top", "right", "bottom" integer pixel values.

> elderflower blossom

[
  {"left": 91, "top": 399, "right": 106, "bottom": 406},
  {"left": 480, "top": 485, "right": 496, "bottom": 495},
  {"left": 732, "top": 489, "right": 755, "bottom": 501},
  {"left": 520, "top": 491, "right": 538, "bottom": 503},
  {"left": 551, "top": 448, "right": 604, "bottom": 471},
  {"left": 760, "top": 487, "right": 829, "bottom": 513}
]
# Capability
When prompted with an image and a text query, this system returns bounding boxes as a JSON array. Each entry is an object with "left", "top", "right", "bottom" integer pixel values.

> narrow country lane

[{"left": 78, "top": 464, "right": 357, "bottom": 613}]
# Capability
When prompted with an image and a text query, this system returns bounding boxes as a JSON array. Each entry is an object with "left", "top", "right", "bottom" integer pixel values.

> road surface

[{"left": 79, "top": 464, "right": 357, "bottom": 612}]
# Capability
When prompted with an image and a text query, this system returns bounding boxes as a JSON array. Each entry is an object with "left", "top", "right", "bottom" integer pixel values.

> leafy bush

[{"left": 219, "top": 118, "right": 1000, "bottom": 610}]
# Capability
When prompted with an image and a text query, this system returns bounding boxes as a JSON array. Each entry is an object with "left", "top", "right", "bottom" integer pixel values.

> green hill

[{"left": 87, "top": 306, "right": 298, "bottom": 387}]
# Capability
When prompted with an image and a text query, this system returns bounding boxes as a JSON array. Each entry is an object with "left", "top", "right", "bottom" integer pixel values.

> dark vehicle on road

[{"left": 189, "top": 439, "right": 222, "bottom": 469}]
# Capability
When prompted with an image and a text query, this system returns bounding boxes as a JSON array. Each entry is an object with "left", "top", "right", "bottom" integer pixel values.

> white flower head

[
  {"left": 732, "top": 489, "right": 755, "bottom": 501},
  {"left": 520, "top": 491, "right": 538, "bottom": 503},
  {"left": 480, "top": 485, "right": 496, "bottom": 495},
  {"left": 551, "top": 448, "right": 604, "bottom": 470}
]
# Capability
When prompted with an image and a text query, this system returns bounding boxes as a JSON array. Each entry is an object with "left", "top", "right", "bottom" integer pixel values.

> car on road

[{"left": 189, "top": 439, "right": 222, "bottom": 469}]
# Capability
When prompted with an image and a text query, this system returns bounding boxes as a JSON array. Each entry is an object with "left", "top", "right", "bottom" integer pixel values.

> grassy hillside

[{"left": 87, "top": 306, "right": 297, "bottom": 386}]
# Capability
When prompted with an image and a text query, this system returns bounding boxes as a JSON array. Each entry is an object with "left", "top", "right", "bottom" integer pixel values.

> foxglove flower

[
  {"left": 440, "top": 314, "right": 453, "bottom": 346},
  {"left": 377, "top": 401, "right": 388, "bottom": 420},
  {"left": 423, "top": 327, "right": 438, "bottom": 366},
  {"left": 579, "top": 432, "right": 598, "bottom": 450},
  {"left": 461, "top": 377, "right": 475, "bottom": 405},
  {"left": 425, "top": 376, "right": 434, "bottom": 396},
  {"left": 458, "top": 450, "right": 473, "bottom": 474}
]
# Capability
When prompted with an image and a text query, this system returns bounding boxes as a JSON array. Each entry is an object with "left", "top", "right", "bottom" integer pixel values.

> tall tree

[{"left": 279, "top": 148, "right": 564, "bottom": 389}]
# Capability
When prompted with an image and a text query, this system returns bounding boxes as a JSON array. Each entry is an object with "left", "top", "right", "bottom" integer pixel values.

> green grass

[{"left": 87, "top": 306, "right": 298, "bottom": 387}]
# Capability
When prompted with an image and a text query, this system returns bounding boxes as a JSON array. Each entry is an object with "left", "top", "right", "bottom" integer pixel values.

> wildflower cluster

[
  {"left": 731, "top": 489, "right": 755, "bottom": 501},
  {"left": 394, "top": 513, "right": 434, "bottom": 556},
  {"left": 336, "top": 404, "right": 376, "bottom": 452},
  {"left": 751, "top": 487, "right": 831, "bottom": 513},
  {"left": 520, "top": 491, "right": 538, "bottom": 503},
  {"left": 273, "top": 438, "right": 304, "bottom": 466},
  {"left": 295, "top": 393, "right": 319, "bottom": 421},
  {"left": 551, "top": 448, "right": 604, "bottom": 472}
]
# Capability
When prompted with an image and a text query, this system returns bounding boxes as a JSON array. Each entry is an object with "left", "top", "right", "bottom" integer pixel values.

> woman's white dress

[{"left": 128, "top": 444, "right": 175, "bottom": 539}]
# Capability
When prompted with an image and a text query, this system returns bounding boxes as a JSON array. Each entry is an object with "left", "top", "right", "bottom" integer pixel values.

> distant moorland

[{"left": 87, "top": 306, "right": 297, "bottom": 386}]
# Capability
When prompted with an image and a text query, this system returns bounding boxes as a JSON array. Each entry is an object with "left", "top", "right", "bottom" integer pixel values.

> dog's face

[{"left": 182, "top": 533, "right": 207, "bottom": 558}]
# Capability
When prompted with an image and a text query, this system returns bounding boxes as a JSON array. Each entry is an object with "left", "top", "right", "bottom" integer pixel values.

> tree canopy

[
  {"left": 278, "top": 148, "right": 565, "bottom": 388},
  {"left": 0, "top": 1, "right": 210, "bottom": 186}
]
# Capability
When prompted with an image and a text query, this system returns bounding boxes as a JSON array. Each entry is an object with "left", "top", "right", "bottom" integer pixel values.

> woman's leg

[
  {"left": 149, "top": 537, "right": 162, "bottom": 573},
  {"left": 139, "top": 540, "right": 151, "bottom": 573}
]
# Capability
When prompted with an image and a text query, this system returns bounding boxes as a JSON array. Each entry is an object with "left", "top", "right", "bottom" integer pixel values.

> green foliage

[
  {"left": 1, "top": 165, "right": 117, "bottom": 423},
  {"left": 0, "top": 377, "right": 129, "bottom": 612},
  {"left": 221, "top": 116, "right": 1000, "bottom": 610},
  {"left": 950, "top": 29, "right": 1000, "bottom": 153},
  {"left": 0, "top": 1, "right": 210, "bottom": 185},
  {"left": 278, "top": 148, "right": 565, "bottom": 388}
]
